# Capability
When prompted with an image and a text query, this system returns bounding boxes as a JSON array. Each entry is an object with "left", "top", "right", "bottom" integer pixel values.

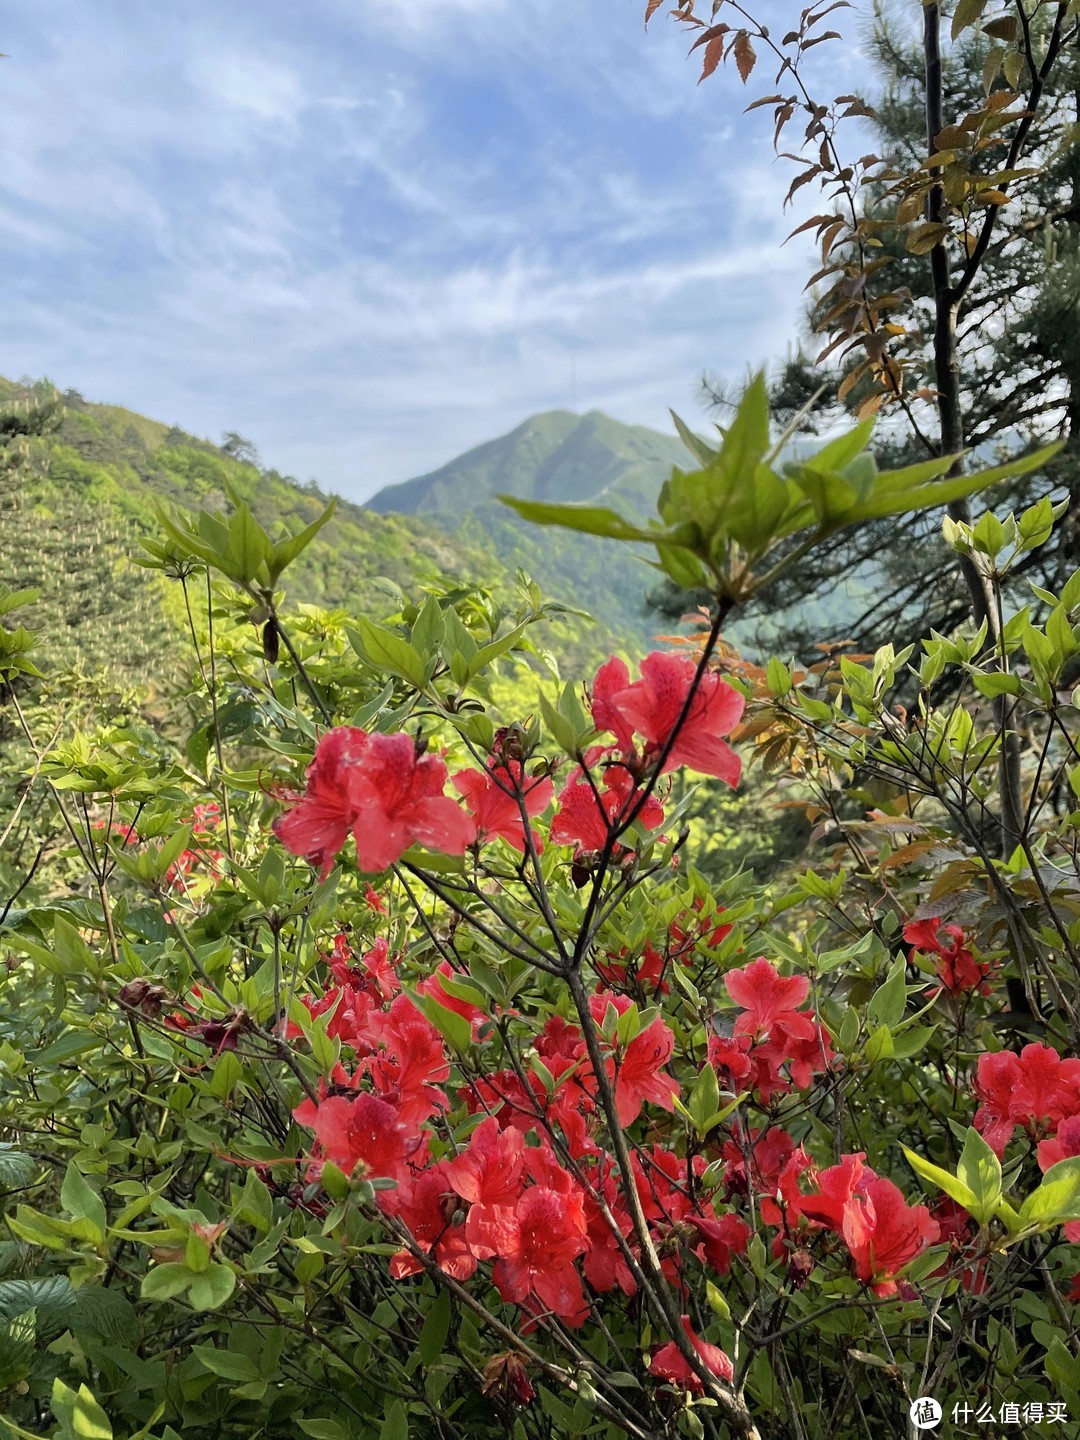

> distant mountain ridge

[
  {"left": 368, "top": 408, "right": 691, "bottom": 519},
  {"left": 367, "top": 409, "right": 695, "bottom": 640}
]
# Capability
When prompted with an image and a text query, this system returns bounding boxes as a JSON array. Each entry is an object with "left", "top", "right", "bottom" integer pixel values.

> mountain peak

[{"left": 366, "top": 407, "right": 690, "bottom": 517}]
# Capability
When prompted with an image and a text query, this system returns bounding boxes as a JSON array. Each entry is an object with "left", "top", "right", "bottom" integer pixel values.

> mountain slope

[
  {"left": 367, "top": 409, "right": 694, "bottom": 638},
  {"left": 369, "top": 409, "right": 691, "bottom": 518},
  {"left": 0, "top": 379, "right": 516, "bottom": 696}
]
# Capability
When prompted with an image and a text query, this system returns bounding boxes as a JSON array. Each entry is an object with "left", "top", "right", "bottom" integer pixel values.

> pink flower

[
  {"left": 725, "top": 958, "right": 815, "bottom": 1042},
  {"left": 589, "top": 657, "right": 636, "bottom": 752},
  {"left": 551, "top": 761, "right": 664, "bottom": 856},
  {"left": 649, "top": 1316, "right": 734, "bottom": 1392},
  {"left": 903, "top": 917, "right": 992, "bottom": 997},
  {"left": 452, "top": 759, "right": 554, "bottom": 853},
  {"left": 272, "top": 727, "right": 369, "bottom": 880},
  {"left": 274, "top": 727, "right": 476, "bottom": 877},
  {"left": 613, "top": 1015, "right": 680, "bottom": 1127},
  {"left": 303, "top": 1092, "right": 420, "bottom": 1184},
  {"left": 348, "top": 734, "right": 477, "bottom": 872},
  {"left": 840, "top": 1176, "right": 940, "bottom": 1296},
  {"left": 605, "top": 651, "right": 744, "bottom": 784},
  {"left": 470, "top": 1186, "right": 589, "bottom": 1327},
  {"left": 974, "top": 1044, "right": 1080, "bottom": 1155}
]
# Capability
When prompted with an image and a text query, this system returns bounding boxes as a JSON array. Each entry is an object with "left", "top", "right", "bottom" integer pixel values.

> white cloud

[{"left": 0, "top": 0, "right": 837, "bottom": 499}]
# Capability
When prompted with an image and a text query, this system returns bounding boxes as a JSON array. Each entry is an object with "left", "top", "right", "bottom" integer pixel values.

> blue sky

[{"left": 1, "top": 0, "right": 862, "bottom": 500}]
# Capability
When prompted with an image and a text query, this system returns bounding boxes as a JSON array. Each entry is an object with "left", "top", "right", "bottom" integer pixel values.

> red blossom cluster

[
  {"left": 709, "top": 958, "right": 835, "bottom": 1104},
  {"left": 164, "top": 801, "right": 226, "bottom": 894},
  {"left": 550, "top": 653, "right": 744, "bottom": 861},
  {"left": 286, "top": 946, "right": 940, "bottom": 1350},
  {"left": 903, "top": 917, "right": 993, "bottom": 998},
  {"left": 273, "top": 728, "right": 477, "bottom": 878},
  {"left": 272, "top": 652, "right": 744, "bottom": 881},
  {"left": 974, "top": 1042, "right": 1080, "bottom": 1240}
]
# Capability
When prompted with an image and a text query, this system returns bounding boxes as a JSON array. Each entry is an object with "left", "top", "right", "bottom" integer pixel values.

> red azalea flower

[
  {"left": 795, "top": 1152, "right": 872, "bottom": 1232},
  {"left": 444, "top": 1118, "right": 526, "bottom": 1250},
  {"left": 472, "top": 1186, "right": 589, "bottom": 1327},
  {"left": 417, "top": 960, "right": 486, "bottom": 1034},
  {"left": 688, "top": 1211, "right": 752, "bottom": 1275},
  {"left": 550, "top": 761, "right": 665, "bottom": 857},
  {"left": 725, "top": 958, "right": 815, "bottom": 1042},
  {"left": 590, "top": 656, "right": 637, "bottom": 753},
  {"left": 302, "top": 1091, "right": 421, "bottom": 1184},
  {"left": 274, "top": 727, "right": 476, "bottom": 877},
  {"left": 453, "top": 759, "right": 554, "bottom": 853},
  {"left": 582, "top": 1169, "right": 638, "bottom": 1296},
  {"left": 840, "top": 1175, "right": 940, "bottom": 1296},
  {"left": 597, "top": 941, "right": 669, "bottom": 994},
  {"left": 903, "top": 917, "right": 992, "bottom": 997},
  {"left": 607, "top": 651, "right": 744, "bottom": 784},
  {"left": 613, "top": 1014, "right": 680, "bottom": 1127},
  {"left": 670, "top": 897, "right": 732, "bottom": 954},
  {"left": 383, "top": 1165, "right": 476, "bottom": 1281},
  {"left": 708, "top": 1033, "right": 754, "bottom": 1092},
  {"left": 974, "top": 1043, "right": 1080, "bottom": 1154},
  {"left": 649, "top": 1316, "right": 734, "bottom": 1391},
  {"left": 358, "top": 938, "right": 399, "bottom": 1001},
  {"left": 753, "top": 1012, "right": 835, "bottom": 1091},
  {"left": 368, "top": 994, "right": 451, "bottom": 1128},
  {"left": 347, "top": 733, "right": 477, "bottom": 872},
  {"left": 272, "top": 726, "right": 370, "bottom": 880}
]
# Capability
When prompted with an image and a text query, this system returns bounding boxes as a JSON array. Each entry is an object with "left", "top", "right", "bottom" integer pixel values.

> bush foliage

[{"left": 1, "top": 382, "right": 1079, "bottom": 1440}]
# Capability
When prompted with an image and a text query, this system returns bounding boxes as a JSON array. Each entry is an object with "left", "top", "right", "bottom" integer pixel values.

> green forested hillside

[{"left": 0, "top": 379, "right": 588, "bottom": 701}]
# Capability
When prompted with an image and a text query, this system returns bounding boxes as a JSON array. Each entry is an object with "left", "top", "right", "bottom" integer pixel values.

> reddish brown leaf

[
  {"left": 644, "top": 0, "right": 665, "bottom": 25},
  {"left": 699, "top": 34, "right": 725, "bottom": 81},
  {"left": 690, "top": 22, "right": 730, "bottom": 50},
  {"left": 733, "top": 30, "right": 756, "bottom": 83},
  {"left": 784, "top": 164, "right": 821, "bottom": 208}
]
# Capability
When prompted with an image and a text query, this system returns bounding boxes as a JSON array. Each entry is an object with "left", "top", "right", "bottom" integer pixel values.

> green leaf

[
  {"left": 955, "top": 1127, "right": 1002, "bottom": 1225},
  {"left": 348, "top": 618, "right": 429, "bottom": 690},
  {"left": 51, "top": 1380, "right": 113, "bottom": 1440},
  {"left": 406, "top": 988, "right": 471, "bottom": 1056},
  {"left": 902, "top": 1146, "right": 978, "bottom": 1213},
  {"left": 688, "top": 1065, "right": 720, "bottom": 1133},
  {"left": 863, "top": 1023, "right": 894, "bottom": 1064},
  {"left": 380, "top": 1400, "right": 409, "bottom": 1440},
  {"left": 187, "top": 1263, "right": 236, "bottom": 1310},
  {"left": 298, "top": 1424, "right": 350, "bottom": 1440},
  {"left": 1018, "top": 1156, "right": 1080, "bottom": 1229},
  {"left": 418, "top": 1289, "right": 451, "bottom": 1367},
  {"left": 497, "top": 496, "right": 675, "bottom": 545},
  {"left": 971, "top": 670, "right": 1023, "bottom": 698},
  {"left": 60, "top": 1163, "right": 106, "bottom": 1242},
  {"left": 268, "top": 498, "right": 337, "bottom": 583},
  {"left": 192, "top": 1345, "right": 262, "bottom": 1382},
  {"left": 140, "top": 1263, "right": 192, "bottom": 1302},
  {"left": 866, "top": 956, "right": 907, "bottom": 1030},
  {"left": 669, "top": 410, "right": 718, "bottom": 466}
]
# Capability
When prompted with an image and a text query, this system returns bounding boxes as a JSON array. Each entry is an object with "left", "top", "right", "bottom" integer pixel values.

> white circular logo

[{"left": 909, "top": 1398, "right": 942, "bottom": 1431}]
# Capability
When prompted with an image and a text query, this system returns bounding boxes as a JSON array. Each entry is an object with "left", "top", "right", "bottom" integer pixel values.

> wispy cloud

[{"left": 0, "top": 0, "right": 864, "bottom": 497}]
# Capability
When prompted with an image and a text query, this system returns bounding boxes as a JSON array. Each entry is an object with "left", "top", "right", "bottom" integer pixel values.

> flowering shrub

[{"left": 2, "top": 390, "right": 1079, "bottom": 1440}]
